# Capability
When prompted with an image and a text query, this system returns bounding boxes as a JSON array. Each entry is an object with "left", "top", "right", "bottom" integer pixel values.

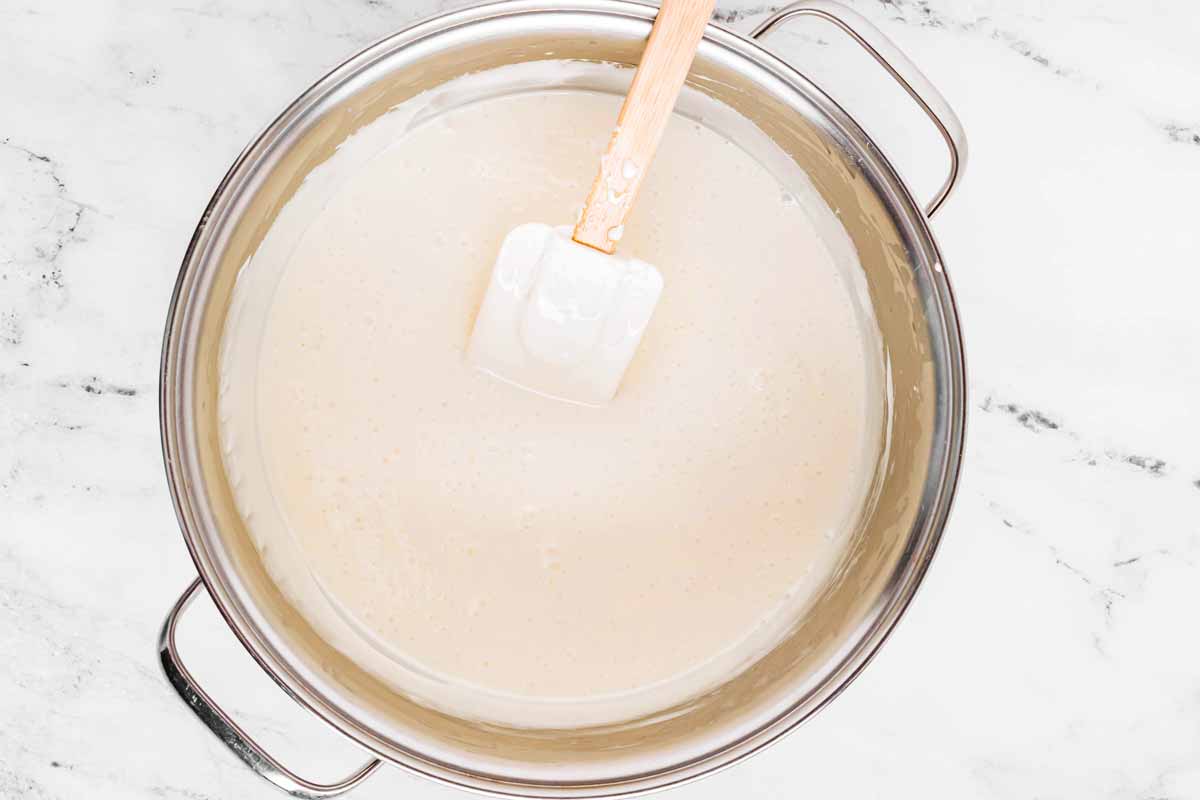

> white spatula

[{"left": 468, "top": 0, "right": 716, "bottom": 405}]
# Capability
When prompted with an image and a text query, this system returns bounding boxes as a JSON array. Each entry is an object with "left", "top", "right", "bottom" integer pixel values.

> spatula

[{"left": 468, "top": 0, "right": 716, "bottom": 405}]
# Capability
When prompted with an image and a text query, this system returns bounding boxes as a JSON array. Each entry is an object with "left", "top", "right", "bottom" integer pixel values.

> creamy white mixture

[{"left": 218, "top": 62, "right": 884, "bottom": 728}]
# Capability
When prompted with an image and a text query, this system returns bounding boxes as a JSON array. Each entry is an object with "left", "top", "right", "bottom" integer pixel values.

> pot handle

[
  {"left": 749, "top": 0, "right": 967, "bottom": 217},
  {"left": 158, "top": 578, "right": 383, "bottom": 799}
]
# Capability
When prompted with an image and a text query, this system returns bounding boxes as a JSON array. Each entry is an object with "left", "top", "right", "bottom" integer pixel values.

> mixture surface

[{"left": 218, "top": 63, "right": 884, "bottom": 727}]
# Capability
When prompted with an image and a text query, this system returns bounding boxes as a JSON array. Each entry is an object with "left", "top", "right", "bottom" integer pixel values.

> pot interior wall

[{"left": 175, "top": 8, "right": 943, "bottom": 790}]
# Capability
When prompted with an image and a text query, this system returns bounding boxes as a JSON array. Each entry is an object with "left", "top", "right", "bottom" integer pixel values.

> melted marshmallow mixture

[{"left": 218, "top": 62, "right": 885, "bottom": 728}]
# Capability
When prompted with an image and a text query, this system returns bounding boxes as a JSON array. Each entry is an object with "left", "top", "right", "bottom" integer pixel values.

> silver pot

[{"left": 158, "top": 1, "right": 967, "bottom": 796}]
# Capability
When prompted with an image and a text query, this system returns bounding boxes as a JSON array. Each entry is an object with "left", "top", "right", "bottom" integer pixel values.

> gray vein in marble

[
  {"left": 0, "top": 369, "right": 148, "bottom": 482},
  {"left": 0, "top": 766, "right": 53, "bottom": 800},
  {"left": 1108, "top": 549, "right": 1195, "bottom": 572},
  {"left": 2, "top": 312, "right": 22, "bottom": 347},
  {"left": 879, "top": 0, "right": 1082, "bottom": 79},
  {"left": 711, "top": 5, "right": 783, "bottom": 24},
  {"left": 169, "top": 2, "right": 391, "bottom": 47},
  {"left": 981, "top": 397, "right": 1060, "bottom": 433},
  {"left": 0, "top": 547, "right": 162, "bottom": 688},
  {"left": 1112, "top": 453, "right": 1167, "bottom": 477},
  {"left": 148, "top": 785, "right": 221, "bottom": 800},
  {"left": 990, "top": 503, "right": 1126, "bottom": 656},
  {"left": 879, "top": 0, "right": 1200, "bottom": 159},
  {"left": 168, "top": 5, "right": 293, "bottom": 27},
  {"left": 995, "top": 509, "right": 1125, "bottom": 605},
  {"left": 1163, "top": 122, "right": 1200, "bottom": 147},
  {"left": 0, "top": 137, "right": 89, "bottom": 350},
  {"left": 56, "top": 376, "right": 141, "bottom": 398},
  {"left": 979, "top": 393, "right": 1189, "bottom": 485},
  {"left": 875, "top": 1, "right": 1103, "bottom": 85}
]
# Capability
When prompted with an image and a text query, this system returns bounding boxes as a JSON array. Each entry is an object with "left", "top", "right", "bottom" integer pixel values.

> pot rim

[{"left": 160, "top": 1, "right": 966, "bottom": 796}]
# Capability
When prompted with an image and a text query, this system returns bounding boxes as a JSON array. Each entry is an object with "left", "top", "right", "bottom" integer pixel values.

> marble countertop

[{"left": 3, "top": 0, "right": 1198, "bottom": 797}]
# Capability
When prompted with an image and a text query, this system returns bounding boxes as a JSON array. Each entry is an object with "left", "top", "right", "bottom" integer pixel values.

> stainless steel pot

[{"left": 158, "top": 1, "right": 967, "bottom": 796}]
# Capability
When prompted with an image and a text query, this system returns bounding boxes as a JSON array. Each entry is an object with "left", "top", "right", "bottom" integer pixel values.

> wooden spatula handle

[{"left": 572, "top": 0, "right": 716, "bottom": 254}]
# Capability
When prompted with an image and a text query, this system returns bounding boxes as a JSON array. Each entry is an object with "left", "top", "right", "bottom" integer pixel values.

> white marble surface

[{"left": 2, "top": 0, "right": 1199, "bottom": 797}]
